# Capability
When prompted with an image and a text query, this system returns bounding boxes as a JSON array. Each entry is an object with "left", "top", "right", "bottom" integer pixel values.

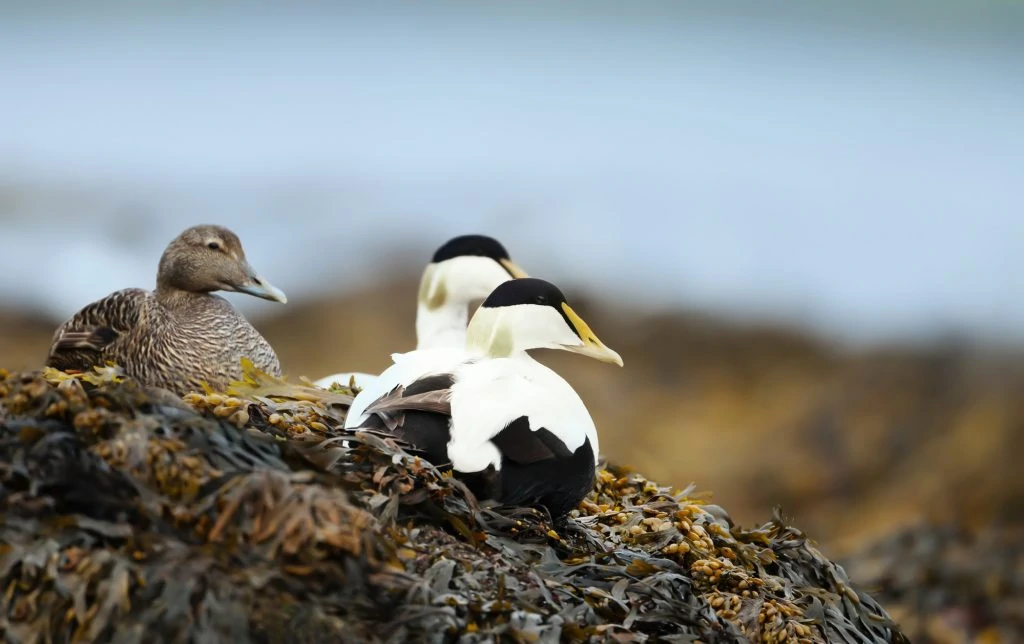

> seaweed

[
  {"left": 0, "top": 365, "right": 909, "bottom": 643},
  {"left": 840, "top": 521, "right": 1024, "bottom": 643}
]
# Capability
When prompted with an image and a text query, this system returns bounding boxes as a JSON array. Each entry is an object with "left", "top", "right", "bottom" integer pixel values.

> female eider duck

[
  {"left": 46, "top": 224, "right": 288, "bottom": 396},
  {"left": 313, "top": 234, "right": 529, "bottom": 390},
  {"left": 346, "top": 277, "right": 623, "bottom": 519}
]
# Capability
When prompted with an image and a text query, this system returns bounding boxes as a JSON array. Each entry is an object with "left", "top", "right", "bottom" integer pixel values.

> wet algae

[
  {"left": 839, "top": 521, "right": 1024, "bottom": 643},
  {"left": 0, "top": 363, "right": 908, "bottom": 643}
]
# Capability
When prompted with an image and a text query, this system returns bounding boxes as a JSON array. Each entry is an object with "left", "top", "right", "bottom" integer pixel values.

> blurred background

[{"left": 2, "top": 1, "right": 1023, "bottom": 640}]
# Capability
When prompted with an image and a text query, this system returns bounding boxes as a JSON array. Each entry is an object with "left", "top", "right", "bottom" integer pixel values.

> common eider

[
  {"left": 346, "top": 277, "right": 623, "bottom": 519},
  {"left": 46, "top": 224, "right": 288, "bottom": 396},
  {"left": 314, "top": 234, "right": 528, "bottom": 390}
]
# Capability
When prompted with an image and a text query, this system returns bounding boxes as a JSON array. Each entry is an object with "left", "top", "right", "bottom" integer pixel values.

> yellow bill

[{"left": 560, "top": 302, "right": 624, "bottom": 366}]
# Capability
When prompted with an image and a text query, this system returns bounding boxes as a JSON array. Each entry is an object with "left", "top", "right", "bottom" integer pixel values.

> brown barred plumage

[{"left": 46, "top": 225, "right": 286, "bottom": 396}]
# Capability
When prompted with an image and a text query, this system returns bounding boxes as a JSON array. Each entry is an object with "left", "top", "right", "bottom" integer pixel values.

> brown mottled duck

[{"left": 45, "top": 224, "right": 288, "bottom": 396}]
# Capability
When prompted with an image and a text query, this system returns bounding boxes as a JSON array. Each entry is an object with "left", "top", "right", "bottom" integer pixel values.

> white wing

[
  {"left": 446, "top": 355, "right": 599, "bottom": 472},
  {"left": 344, "top": 346, "right": 472, "bottom": 427}
]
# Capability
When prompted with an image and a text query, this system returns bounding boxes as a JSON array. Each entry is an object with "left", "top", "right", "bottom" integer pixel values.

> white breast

[{"left": 312, "top": 371, "right": 380, "bottom": 390}]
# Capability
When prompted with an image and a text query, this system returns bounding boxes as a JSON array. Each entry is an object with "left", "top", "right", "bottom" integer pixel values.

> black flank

[
  {"left": 490, "top": 415, "right": 596, "bottom": 519},
  {"left": 490, "top": 416, "right": 574, "bottom": 465},
  {"left": 498, "top": 437, "right": 596, "bottom": 520}
]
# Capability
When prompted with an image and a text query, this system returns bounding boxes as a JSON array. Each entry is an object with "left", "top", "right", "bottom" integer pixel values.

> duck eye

[
  {"left": 207, "top": 242, "right": 220, "bottom": 250},
  {"left": 534, "top": 295, "right": 548, "bottom": 305}
]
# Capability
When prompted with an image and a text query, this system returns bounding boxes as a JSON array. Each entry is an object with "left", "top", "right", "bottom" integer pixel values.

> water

[{"left": 1, "top": 1, "right": 1022, "bottom": 345}]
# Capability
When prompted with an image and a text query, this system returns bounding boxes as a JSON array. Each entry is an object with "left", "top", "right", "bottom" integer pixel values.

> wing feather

[
  {"left": 50, "top": 327, "right": 120, "bottom": 352},
  {"left": 46, "top": 288, "right": 149, "bottom": 368},
  {"left": 364, "top": 387, "right": 453, "bottom": 417},
  {"left": 344, "top": 347, "right": 469, "bottom": 427},
  {"left": 352, "top": 372, "right": 457, "bottom": 466},
  {"left": 357, "top": 372, "right": 455, "bottom": 430}
]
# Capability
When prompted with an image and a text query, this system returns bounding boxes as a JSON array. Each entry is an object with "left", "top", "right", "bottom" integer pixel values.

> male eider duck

[
  {"left": 346, "top": 277, "right": 623, "bottom": 519},
  {"left": 46, "top": 224, "right": 288, "bottom": 396},
  {"left": 313, "top": 234, "right": 529, "bottom": 390}
]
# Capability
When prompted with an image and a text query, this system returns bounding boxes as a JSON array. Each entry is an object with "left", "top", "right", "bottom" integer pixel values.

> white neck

[
  {"left": 415, "top": 300, "right": 470, "bottom": 350},
  {"left": 414, "top": 256, "right": 521, "bottom": 351},
  {"left": 464, "top": 305, "right": 579, "bottom": 359},
  {"left": 465, "top": 307, "right": 505, "bottom": 357}
]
